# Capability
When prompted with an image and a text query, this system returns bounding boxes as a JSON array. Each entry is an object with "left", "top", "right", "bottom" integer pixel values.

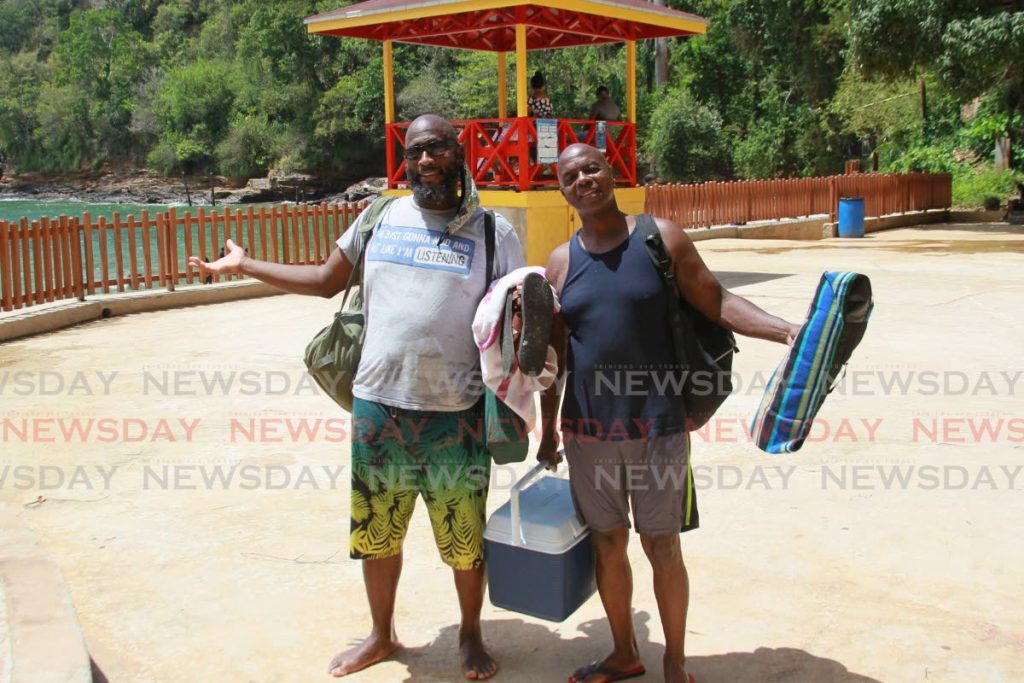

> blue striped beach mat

[{"left": 750, "top": 272, "right": 873, "bottom": 454}]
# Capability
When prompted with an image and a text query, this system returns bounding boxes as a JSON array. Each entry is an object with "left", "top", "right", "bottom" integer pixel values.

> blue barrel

[{"left": 838, "top": 197, "right": 865, "bottom": 238}]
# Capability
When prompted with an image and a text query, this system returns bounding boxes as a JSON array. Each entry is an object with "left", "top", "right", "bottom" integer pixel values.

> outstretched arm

[
  {"left": 655, "top": 217, "right": 800, "bottom": 344},
  {"left": 188, "top": 239, "right": 355, "bottom": 299}
]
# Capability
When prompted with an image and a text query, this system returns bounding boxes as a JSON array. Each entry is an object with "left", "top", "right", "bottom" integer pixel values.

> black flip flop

[
  {"left": 568, "top": 661, "right": 646, "bottom": 683},
  {"left": 517, "top": 272, "right": 554, "bottom": 377}
]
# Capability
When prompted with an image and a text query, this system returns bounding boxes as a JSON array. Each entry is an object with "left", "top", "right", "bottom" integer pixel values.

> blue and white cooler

[{"left": 484, "top": 463, "right": 596, "bottom": 622}]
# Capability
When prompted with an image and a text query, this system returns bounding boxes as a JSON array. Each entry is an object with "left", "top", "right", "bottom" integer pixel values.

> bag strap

[
  {"left": 636, "top": 214, "right": 688, "bottom": 367},
  {"left": 484, "top": 209, "right": 495, "bottom": 285},
  {"left": 483, "top": 210, "right": 514, "bottom": 377},
  {"left": 338, "top": 196, "right": 395, "bottom": 312}
]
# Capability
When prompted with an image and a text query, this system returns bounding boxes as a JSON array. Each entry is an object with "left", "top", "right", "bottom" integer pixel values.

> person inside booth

[
  {"left": 527, "top": 72, "right": 554, "bottom": 118},
  {"left": 588, "top": 86, "right": 621, "bottom": 121}
]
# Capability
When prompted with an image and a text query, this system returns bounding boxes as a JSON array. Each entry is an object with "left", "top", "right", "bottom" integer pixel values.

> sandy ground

[{"left": 1, "top": 223, "right": 1022, "bottom": 683}]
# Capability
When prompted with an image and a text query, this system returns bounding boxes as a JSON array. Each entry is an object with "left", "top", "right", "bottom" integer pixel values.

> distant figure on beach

[
  {"left": 189, "top": 114, "right": 524, "bottom": 681},
  {"left": 528, "top": 71, "right": 554, "bottom": 118},
  {"left": 588, "top": 86, "right": 621, "bottom": 121}
]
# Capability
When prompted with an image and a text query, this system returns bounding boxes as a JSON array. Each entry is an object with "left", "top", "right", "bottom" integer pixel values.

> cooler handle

[{"left": 510, "top": 461, "right": 550, "bottom": 547}]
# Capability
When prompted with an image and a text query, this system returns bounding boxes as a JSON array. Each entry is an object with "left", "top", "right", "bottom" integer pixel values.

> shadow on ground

[
  {"left": 688, "top": 647, "right": 882, "bottom": 683},
  {"left": 91, "top": 657, "right": 109, "bottom": 683},
  {"left": 714, "top": 271, "right": 795, "bottom": 288},
  {"left": 391, "top": 611, "right": 880, "bottom": 682}
]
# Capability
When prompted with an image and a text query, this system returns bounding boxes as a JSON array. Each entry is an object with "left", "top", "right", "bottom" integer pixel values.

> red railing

[
  {"left": 386, "top": 117, "right": 637, "bottom": 191},
  {"left": 0, "top": 201, "right": 365, "bottom": 313},
  {"left": 645, "top": 173, "right": 952, "bottom": 228}
]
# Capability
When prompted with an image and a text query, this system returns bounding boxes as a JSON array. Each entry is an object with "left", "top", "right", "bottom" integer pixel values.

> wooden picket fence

[
  {"left": 0, "top": 172, "right": 955, "bottom": 315},
  {"left": 645, "top": 172, "right": 952, "bottom": 229},
  {"left": 0, "top": 201, "right": 366, "bottom": 313}
]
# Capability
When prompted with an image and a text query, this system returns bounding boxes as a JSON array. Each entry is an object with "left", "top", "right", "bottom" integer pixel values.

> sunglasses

[{"left": 403, "top": 140, "right": 456, "bottom": 161}]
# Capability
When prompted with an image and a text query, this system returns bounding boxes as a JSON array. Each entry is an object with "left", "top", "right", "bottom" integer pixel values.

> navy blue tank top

[{"left": 560, "top": 226, "right": 688, "bottom": 441}]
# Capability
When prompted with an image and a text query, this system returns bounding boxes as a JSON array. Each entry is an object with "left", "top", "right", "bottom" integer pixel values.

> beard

[{"left": 408, "top": 163, "right": 461, "bottom": 204}]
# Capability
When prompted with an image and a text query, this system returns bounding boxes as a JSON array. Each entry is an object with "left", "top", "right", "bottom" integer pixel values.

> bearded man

[{"left": 192, "top": 115, "right": 524, "bottom": 680}]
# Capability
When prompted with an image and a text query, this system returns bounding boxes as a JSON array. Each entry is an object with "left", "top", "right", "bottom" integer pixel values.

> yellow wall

[
  {"left": 481, "top": 187, "right": 648, "bottom": 266},
  {"left": 613, "top": 187, "right": 647, "bottom": 215}
]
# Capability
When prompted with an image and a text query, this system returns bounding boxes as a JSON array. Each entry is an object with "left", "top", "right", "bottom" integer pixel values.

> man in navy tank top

[{"left": 538, "top": 144, "right": 800, "bottom": 683}]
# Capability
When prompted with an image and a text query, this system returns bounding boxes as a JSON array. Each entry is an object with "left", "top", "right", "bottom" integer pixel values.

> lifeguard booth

[{"left": 305, "top": 0, "right": 707, "bottom": 264}]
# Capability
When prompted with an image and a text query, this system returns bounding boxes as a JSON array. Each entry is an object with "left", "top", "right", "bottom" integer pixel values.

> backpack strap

[
  {"left": 484, "top": 209, "right": 495, "bottom": 285},
  {"left": 636, "top": 214, "right": 688, "bottom": 367},
  {"left": 481, "top": 209, "right": 515, "bottom": 378},
  {"left": 338, "top": 195, "right": 395, "bottom": 312}
]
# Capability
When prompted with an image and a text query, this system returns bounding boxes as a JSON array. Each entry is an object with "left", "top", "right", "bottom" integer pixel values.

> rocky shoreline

[{"left": 0, "top": 167, "right": 386, "bottom": 206}]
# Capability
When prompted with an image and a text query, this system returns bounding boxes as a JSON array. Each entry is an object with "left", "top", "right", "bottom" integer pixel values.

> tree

[
  {"left": 669, "top": 0, "right": 853, "bottom": 177},
  {"left": 723, "top": 0, "right": 848, "bottom": 104},
  {"left": 0, "top": 0, "right": 37, "bottom": 55},
  {"left": 850, "top": 0, "right": 1024, "bottom": 166},
  {"left": 52, "top": 8, "right": 152, "bottom": 159},
  {"left": 831, "top": 73, "right": 921, "bottom": 144},
  {"left": 54, "top": 9, "right": 149, "bottom": 102},
  {"left": 0, "top": 52, "right": 49, "bottom": 170},
  {"left": 148, "top": 58, "right": 239, "bottom": 173},
  {"left": 653, "top": 0, "right": 668, "bottom": 87}
]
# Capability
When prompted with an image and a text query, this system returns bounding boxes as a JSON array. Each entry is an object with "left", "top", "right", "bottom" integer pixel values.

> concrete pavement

[{"left": 0, "top": 222, "right": 1021, "bottom": 682}]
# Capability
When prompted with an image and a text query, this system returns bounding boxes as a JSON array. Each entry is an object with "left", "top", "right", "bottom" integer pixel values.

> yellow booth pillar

[{"left": 478, "top": 188, "right": 647, "bottom": 266}]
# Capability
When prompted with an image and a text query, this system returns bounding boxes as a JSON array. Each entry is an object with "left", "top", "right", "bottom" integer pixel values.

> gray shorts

[{"left": 563, "top": 431, "right": 696, "bottom": 536}]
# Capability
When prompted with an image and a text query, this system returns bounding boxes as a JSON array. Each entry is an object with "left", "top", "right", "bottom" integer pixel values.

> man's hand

[
  {"left": 188, "top": 239, "right": 246, "bottom": 280},
  {"left": 510, "top": 281, "right": 524, "bottom": 345},
  {"left": 536, "top": 437, "right": 562, "bottom": 471},
  {"left": 785, "top": 322, "right": 802, "bottom": 346}
]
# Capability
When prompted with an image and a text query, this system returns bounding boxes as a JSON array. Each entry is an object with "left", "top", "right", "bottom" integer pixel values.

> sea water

[
  {"left": 0, "top": 199, "right": 204, "bottom": 224},
  {"left": 0, "top": 200, "right": 303, "bottom": 290}
]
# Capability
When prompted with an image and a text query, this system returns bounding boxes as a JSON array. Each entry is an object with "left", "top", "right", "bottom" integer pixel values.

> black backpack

[{"left": 635, "top": 214, "right": 738, "bottom": 430}]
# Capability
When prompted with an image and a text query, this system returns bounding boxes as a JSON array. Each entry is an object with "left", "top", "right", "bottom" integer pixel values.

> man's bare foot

[
  {"left": 327, "top": 632, "right": 400, "bottom": 678},
  {"left": 459, "top": 628, "right": 497, "bottom": 680},
  {"left": 664, "top": 656, "right": 694, "bottom": 683}
]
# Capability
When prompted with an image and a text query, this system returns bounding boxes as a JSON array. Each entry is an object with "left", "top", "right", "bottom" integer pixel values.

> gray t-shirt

[{"left": 337, "top": 196, "right": 525, "bottom": 411}]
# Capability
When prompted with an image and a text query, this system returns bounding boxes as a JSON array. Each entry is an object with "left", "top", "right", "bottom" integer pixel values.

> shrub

[
  {"left": 216, "top": 114, "right": 275, "bottom": 179},
  {"left": 644, "top": 89, "right": 731, "bottom": 182},
  {"left": 952, "top": 166, "right": 1023, "bottom": 209},
  {"left": 880, "top": 142, "right": 958, "bottom": 173},
  {"left": 732, "top": 118, "right": 788, "bottom": 178},
  {"left": 145, "top": 132, "right": 211, "bottom": 176}
]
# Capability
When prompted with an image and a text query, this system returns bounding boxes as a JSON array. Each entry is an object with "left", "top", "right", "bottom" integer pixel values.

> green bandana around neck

[{"left": 445, "top": 165, "right": 480, "bottom": 237}]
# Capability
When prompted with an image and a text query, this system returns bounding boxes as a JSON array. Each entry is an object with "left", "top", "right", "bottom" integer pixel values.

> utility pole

[{"left": 654, "top": 0, "right": 668, "bottom": 86}]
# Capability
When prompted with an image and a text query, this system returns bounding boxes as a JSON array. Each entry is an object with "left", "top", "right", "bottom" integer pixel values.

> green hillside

[{"left": 0, "top": 0, "right": 1020, "bottom": 202}]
